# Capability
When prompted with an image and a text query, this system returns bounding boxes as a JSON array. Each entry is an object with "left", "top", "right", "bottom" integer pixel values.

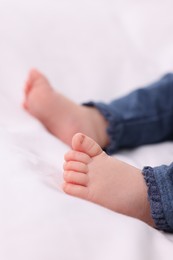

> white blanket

[{"left": 0, "top": 0, "right": 173, "bottom": 259}]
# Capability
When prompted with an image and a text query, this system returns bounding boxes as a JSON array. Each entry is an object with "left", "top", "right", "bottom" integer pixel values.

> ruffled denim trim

[
  {"left": 142, "top": 166, "right": 171, "bottom": 232},
  {"left": 82, "top": 101, "right": 124, "bottom": 155}
]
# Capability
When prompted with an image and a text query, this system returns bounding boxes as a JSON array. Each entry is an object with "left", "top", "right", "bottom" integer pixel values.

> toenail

[{"left": 79, "top": 134, "right": 85, "bottom": 144}]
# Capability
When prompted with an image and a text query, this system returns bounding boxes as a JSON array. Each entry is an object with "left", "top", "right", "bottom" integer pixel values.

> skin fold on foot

[
  {"left": 63, "top": 133, "right": 155, "bottom": 227},
  {"left": 23, "top": 69, "right": 109, "bottom": 148}
]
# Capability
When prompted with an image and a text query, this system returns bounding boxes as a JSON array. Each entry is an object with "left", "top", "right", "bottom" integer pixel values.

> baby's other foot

[{"left": 23, "top": 69, "right": 109, "bottom": 148}]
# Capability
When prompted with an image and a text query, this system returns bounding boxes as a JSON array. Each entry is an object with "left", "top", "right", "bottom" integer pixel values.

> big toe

[
  {"left": 72, "top": 133, "right": 103, "bottom": 158},
  {"left": 24, "top": 69, "right": 43, "bottom": 95},
  {"left": 29, "top": 69, "right": 44, "bottom": 83}
]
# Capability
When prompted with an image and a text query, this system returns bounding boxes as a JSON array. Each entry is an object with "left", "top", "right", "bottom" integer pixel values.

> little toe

[
  {"left": 64, "top": 150, "right": 91, "bottom": 164},
  {"left": 63, "top": 183, "right": 89, "bottom": 199},
  {"left": 63, "top": 161, "right": 88, "bottom": 173},
  {"left": 64, "top": 171, "right": 88, "bottom": 186},
  {"left": 72, "top": 133, "right": 103, "bottom": 158}
]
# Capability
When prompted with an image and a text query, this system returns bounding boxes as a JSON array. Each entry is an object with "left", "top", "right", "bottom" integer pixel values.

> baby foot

[
  {"left": 23, "top": 69, "right": 109, "bottom": 148},
  {"left": 63, "top": 133, "right": 154, "bottom": 227}
]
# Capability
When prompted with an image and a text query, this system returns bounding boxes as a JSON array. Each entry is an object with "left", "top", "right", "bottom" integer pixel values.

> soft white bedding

[{"left": 0, "top": 0, "right": 173, "bottom": 259}]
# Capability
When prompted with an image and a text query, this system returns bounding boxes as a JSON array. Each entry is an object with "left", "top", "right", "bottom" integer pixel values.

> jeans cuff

[
  {"left": 82, "top": 101, "right": 123, "bottom": 154},
  {"left": 142, "top": 166, "right": 171, "bottom": 232}
]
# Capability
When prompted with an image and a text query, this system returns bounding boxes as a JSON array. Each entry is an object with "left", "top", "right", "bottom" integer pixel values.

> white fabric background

[{"left": 0, "top": 0, "right": 173, "bottom": 259}]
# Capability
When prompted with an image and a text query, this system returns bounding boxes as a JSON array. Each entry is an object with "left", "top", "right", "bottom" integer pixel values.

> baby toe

[{"left": 63, "top": 183, "right": 89, "bottom": 199}]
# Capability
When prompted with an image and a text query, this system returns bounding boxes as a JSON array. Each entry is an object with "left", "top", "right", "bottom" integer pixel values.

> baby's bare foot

[
  {"left": 63, "top": 133, "right": 155, "bottom": 227},
  {"left": 23, "top": 69, "right": 109, "bottom": 147}
]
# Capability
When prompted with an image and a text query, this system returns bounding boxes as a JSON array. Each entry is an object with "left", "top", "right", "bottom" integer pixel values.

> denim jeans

[{"left": 85, "top": 73, "right": 173, "bottom": 232}]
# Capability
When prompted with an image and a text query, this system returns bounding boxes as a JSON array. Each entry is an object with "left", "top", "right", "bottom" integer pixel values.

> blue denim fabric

[
  {"left": 142, "top": 165, "right": 173, "bottom": 232},
  {"left": 84, "top": 73, "right": 173, "bottom": 232}
]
